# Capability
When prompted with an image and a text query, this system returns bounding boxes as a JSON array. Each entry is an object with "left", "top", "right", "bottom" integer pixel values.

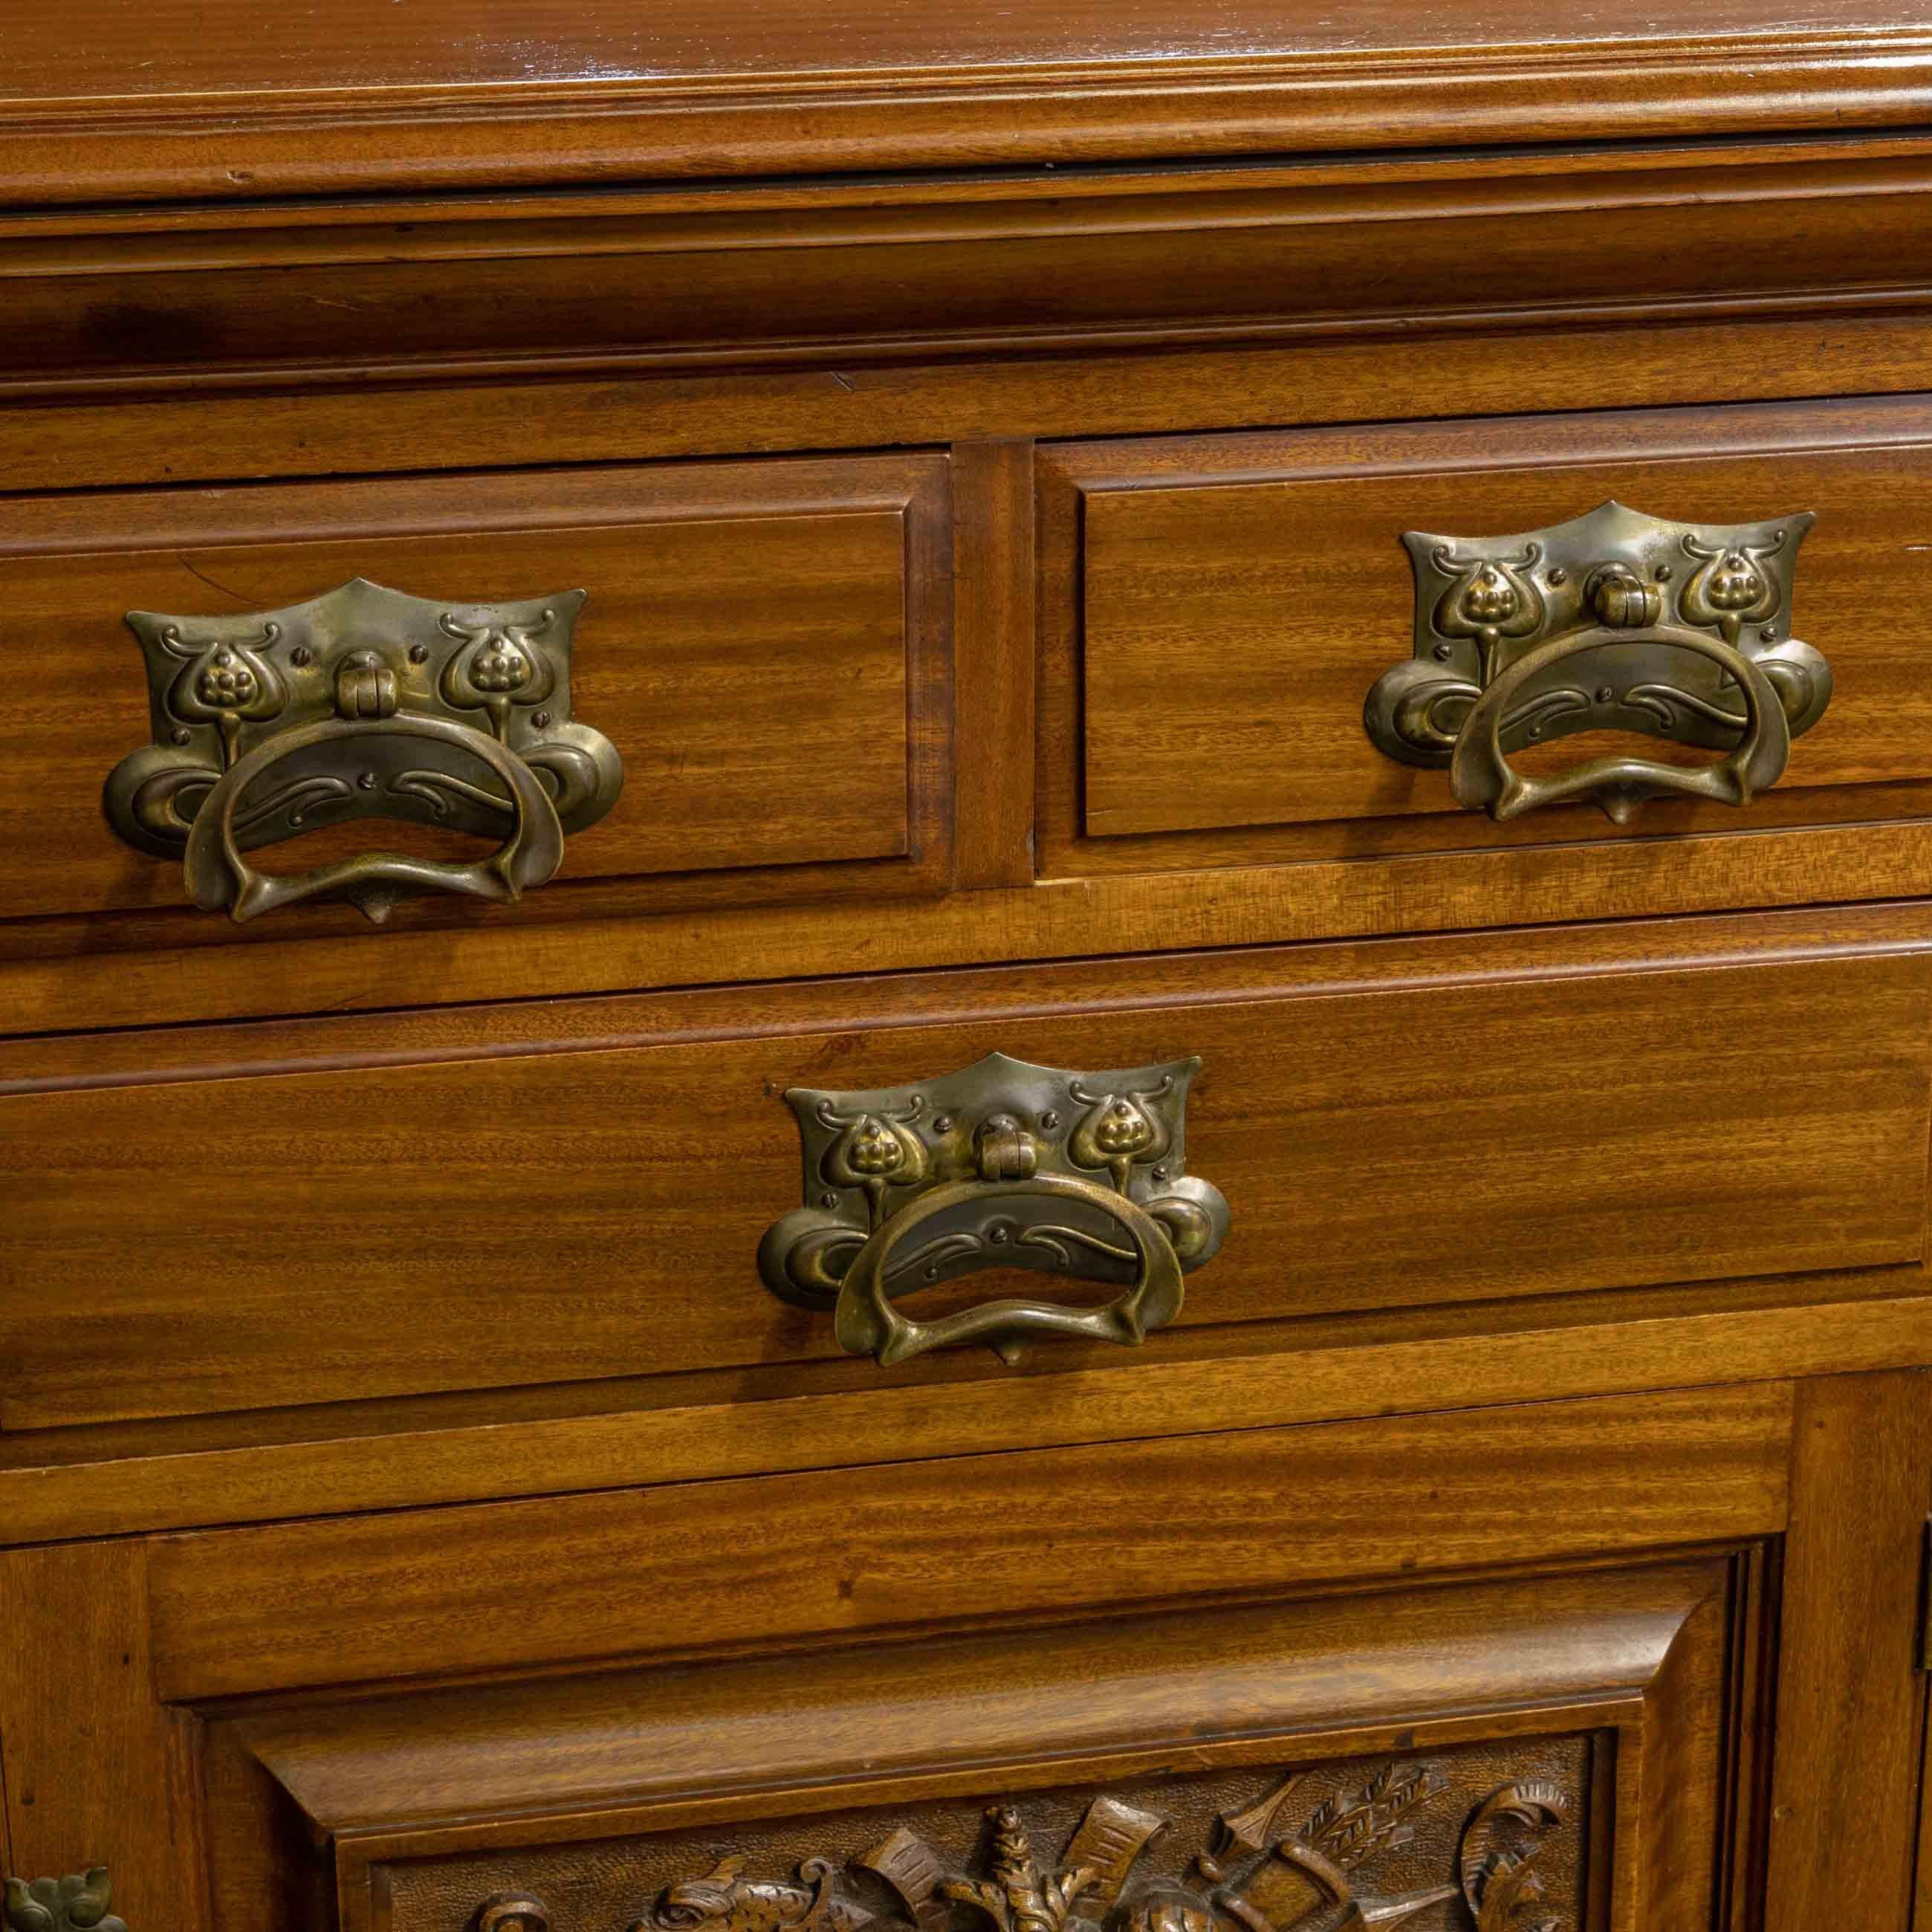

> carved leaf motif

[{"left": 1300, "top": 1762, "right": 1446, "bottom": 1871}]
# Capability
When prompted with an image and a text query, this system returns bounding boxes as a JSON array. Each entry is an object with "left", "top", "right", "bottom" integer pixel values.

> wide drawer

[
  {"left": 1, "top": 911, "right": 1925, "bottom": 1433},
  {"left": 1043, "top": 394, "right": 1932, "bottom": 888},
  {"left": 2, "top": 450, "right": 950, "bottom": 938}
]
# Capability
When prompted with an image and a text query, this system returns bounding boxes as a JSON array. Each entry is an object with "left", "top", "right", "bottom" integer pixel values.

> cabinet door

[{"left": 0, "top": 1387, "right": 1795, "bottom": 1932}]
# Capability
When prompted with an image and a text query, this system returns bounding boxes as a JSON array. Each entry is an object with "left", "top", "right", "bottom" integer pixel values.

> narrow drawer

[
  {"left": 4, "top": 450, "right": 950, "bottom": 932},
  {"left": 1043, "top": 395, "right": 1932, "bottom": 900},
  {"left": 1, "top": 917, "right": 1924, "bottom": 1431}
]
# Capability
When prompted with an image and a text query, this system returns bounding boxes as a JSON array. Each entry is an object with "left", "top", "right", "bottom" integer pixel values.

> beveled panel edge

[{"left": 242, "top": 1560, "right": 1721, "bottom": 1844}]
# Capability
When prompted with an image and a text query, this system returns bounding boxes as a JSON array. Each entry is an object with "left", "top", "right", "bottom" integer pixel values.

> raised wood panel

[
  {"left": 143, "top": 1384, "right": 1789, "bottom": 1701},
  {"left": 1, "top": 938, "right": 1922, "bottom": 1431},
  {"left": 0, "top": 1516, "right": 1746, "bottom": 1932},
  {"left": 1056, "top": 395, "right": 1932, "bottom": 867},
  {"left": 0, "top": 453, "right": 950, "bottom": 928}
]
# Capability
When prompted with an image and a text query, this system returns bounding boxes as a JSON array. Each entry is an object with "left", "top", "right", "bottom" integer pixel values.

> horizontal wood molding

[
  {"left": 0, "top": 1277, "right": 1919, "bottom": 1549},
  {"left": 10, "top": 312, "right": 1932, "bottom": 497},
  {"left": 11, "top": 814, "right": 1932, "bottom": 1035},
  {"left": 143, "top": 1381, "right": 1793, "bottom": 1701},
  {"left": 13, "top": 145, "right": 1932, "bottom": 392},
  {"left": 7, "top": 19, "right": 1932, "bottom": 206}
]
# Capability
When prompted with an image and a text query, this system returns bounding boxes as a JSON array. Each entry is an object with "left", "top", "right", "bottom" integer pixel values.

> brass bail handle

[
  {"left": 103, "top": 577, "right": 624, "bottom": 924},
  {"left": 183, "top": 711, "right": 566, "bottom": 925},
  {"left": 758, "top": 1052, "right": 1231, "bottom": 1368},
  {"left": 1449, "top": 626, "right": 1789, "bottom": 826},
  {"left": 1361, "top": 500, "right": 1831, "bottom": 823},
  {"left": 833, "top": 1167, "right": 1189, "bottom": 1367}
]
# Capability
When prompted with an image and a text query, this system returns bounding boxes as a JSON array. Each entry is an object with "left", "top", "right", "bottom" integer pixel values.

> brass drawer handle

[
  {"left": 758, "top": 1051, "right": 1228, "bottom": 1367},
  {"left": 1363, "top": 500, "right": 1832, "bottom": 824},
  {"left": 103, "top": 577, "right": 623, "bottom": 924}
]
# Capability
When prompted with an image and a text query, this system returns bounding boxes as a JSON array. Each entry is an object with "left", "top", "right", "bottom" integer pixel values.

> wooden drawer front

[
  {"left": 1045, "top": 395, "right": 1932, "bottom": 882},
  {"left": 2, "top": 926, "right": 1924, "bottom": 1431},
  {"left": 7, "top": 453, "right": 949, "bottom": 930}
]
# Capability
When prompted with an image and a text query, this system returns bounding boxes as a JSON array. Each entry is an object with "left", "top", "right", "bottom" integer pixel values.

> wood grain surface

[
  {"left": 0, "top": 453, "right": 950, "bottom": 928},
  {"left": 6, "top": 1, "right": 1932, "bottom": 204},
  {"left": 1765, "top": 1370, "right": 1932, "bottom": 1931},
  {"left": 4, "top": 932, "right": 1922, "bottom": 1432},
  {"left": 1056, "top": 394, "right": 1932, "bottom": 856},
  {"left": 143, "top": 1381, "right": 1792, "bottom": 1700}
]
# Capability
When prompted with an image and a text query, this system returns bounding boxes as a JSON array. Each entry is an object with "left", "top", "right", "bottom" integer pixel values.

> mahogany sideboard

[{"left": 5, "top": 5, "right": 1932, "bottom": 1931}]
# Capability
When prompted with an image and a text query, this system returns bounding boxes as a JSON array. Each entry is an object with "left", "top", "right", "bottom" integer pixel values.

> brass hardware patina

[
  {"left": 758, "top": 1051, "right": 1228, "bottom": 1367},
  {"left": 4, "top": 1868, "right": 127, "bottom": 1932},
  {"left": 1363, "top": 500, "right": 1831, "bottom": 823},
  {"left": 103, "top": 577, "right": 623, "bottom": 923}
]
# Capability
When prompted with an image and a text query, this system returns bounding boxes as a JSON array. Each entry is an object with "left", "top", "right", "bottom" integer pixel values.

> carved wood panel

[{"left": 373, "top": 1743, "right": 1594, "bottom": 1932}]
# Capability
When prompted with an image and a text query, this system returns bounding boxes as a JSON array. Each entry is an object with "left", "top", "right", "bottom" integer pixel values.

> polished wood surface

[
  {"left": 15, "top": 143, "right": 1932, "bottom": 395},
  {"left": 5, "top": 921, "right": 1922, "bottom": 1432},
  {"left": 1, "top": 454, "right": 951, "bottom": 927},
  {"left": 141, "top": 1382, "right": 1790, "bottom": 1700},
  {"left": 16, "top": 0, "right": 1925, "bottom": 99},
  {"left": 1059, "top": 395, "right": 1932, "bottom": 854},
  {"left": 7, "top": 1, "right": 1932, "bottom": 203},
  {"left": 6, "top": 4, "right": 1932, "bottom": 1925},
  {"left": 1766, "top": 1370, "right": 1932, "bottom": 1930}
]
